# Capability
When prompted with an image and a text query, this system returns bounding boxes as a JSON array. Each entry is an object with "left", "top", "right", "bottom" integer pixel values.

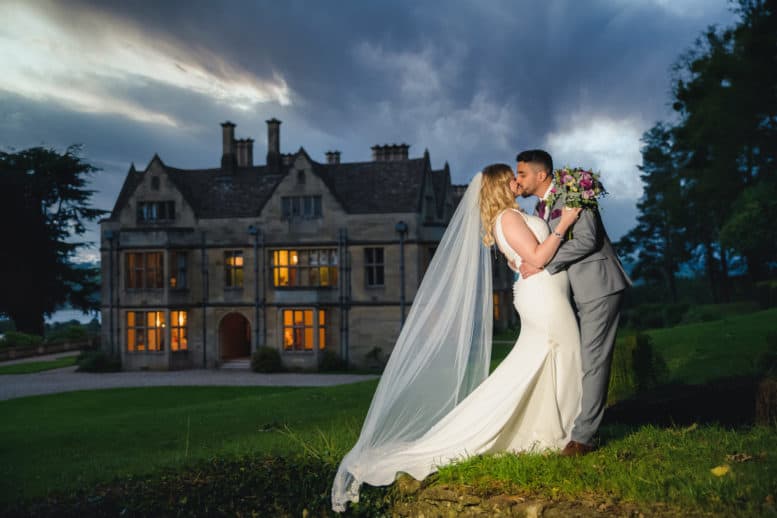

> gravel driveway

[{"left": 0, "top": 360, "right": 378, "bottom": 401}]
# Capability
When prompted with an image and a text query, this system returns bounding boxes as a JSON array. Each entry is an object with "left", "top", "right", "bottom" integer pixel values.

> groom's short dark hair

[{"left": 516, "top": 149, "right": 553, "bottom": 174}]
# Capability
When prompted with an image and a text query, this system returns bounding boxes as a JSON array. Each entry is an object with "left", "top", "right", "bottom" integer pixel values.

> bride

[{"left": 331, "top": 163, "right": 584, "bottom": 512}]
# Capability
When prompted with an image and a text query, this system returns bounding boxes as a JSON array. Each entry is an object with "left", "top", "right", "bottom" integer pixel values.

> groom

[{"left": 511, "top": 149, "right": 631, "bottom": 456}]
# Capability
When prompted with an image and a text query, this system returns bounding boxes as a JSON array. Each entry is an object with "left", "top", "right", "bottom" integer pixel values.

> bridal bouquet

[
  {"left": 547, "top": 167, "right": 608, "bottom": 239},
  {"left": 548, "top": 166, "right": 608, "bottom": 210}
]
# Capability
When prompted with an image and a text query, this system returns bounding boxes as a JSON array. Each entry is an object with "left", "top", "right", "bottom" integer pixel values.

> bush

[
  {"left": 609, "top": 333, "right": 668, "bottom": 403},
  {"left": 76, "top": 350, "right": 121, "bottom": 372},
  {"left": 757, "top": 331, "right": 777, "bottom": 378},
  {"left": 622, "top": 303, "right": 689, "bottom": 330},
  {"left": 0, "top": 331, "right": 44, "bottom": 348},
  {"left": 45, "top": 322, "right": 89, "bottom": 343},
  {"left": 319, "top": 350, "right": 347, "bottom": 371},
  {"left": 755, "top": 279, "right": 777, "bottom": 309},
  {"left": 251, "top": 346, "right": 284, "bottom": 373}
]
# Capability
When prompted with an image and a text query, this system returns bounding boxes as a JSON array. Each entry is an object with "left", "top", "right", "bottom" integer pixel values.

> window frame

[
  {"left": 171, "top": 310, "right": 188, "bottom": 352},
  {"left": 364, "top": 247, "right": 385, "bottom": 287},
  {"left": 126, "top": 310, "right": 165, "bottom": 352},
  {"left": 281, "top": 308, "right": 326, "bottom": 352},
  {"left": 224, "top": 250, "right": 244, "bottom": 289},
  {"left": 272, "top": 248, "right": 338, "bottom": 289},
  {"left": 125, "top": 252, "right": 164, "bottom": 290}
]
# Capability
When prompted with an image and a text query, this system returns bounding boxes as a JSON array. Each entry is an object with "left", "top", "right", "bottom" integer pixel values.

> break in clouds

[{"left": 0, "top": 0, "right": 736, "bottom": 260}]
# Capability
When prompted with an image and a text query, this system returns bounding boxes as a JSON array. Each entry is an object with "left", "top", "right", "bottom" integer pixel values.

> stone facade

[{"left": 99, "top": 119, "right": 517, "bottom": 370}]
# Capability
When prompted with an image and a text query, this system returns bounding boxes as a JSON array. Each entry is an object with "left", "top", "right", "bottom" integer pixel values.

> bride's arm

[{"left": 501, "top": 209, "right": 580, "bottom": 269}]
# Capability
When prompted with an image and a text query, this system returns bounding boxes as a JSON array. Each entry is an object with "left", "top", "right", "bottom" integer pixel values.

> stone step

[{"left": 220, "top": 358, "right": 251, "bottom": 370}]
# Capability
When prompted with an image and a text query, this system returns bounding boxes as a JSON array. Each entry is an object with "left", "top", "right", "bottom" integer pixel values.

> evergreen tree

[{"left": 0, "top": 146, "right": 106, "bottom": 335}]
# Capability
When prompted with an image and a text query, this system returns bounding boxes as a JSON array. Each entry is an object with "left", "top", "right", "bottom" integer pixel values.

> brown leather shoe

[{"left": 560, "top": 440, "right": 595, "bottom": 457}]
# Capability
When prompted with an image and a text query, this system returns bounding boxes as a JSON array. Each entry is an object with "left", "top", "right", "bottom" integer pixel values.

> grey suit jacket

[{"left": 543, "top": 192, "right": 632, "bottom": 303}]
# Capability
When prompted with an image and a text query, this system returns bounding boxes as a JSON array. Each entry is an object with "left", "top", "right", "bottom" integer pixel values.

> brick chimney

[
  {"left": 325, "top": 151, "right": 341, "bottom": 165},
  {"left": 221, "top": 121, "right": 236, "bottom": 170},
  {"left": 266, "top": 118, "right": 281, "bottom": 172}
]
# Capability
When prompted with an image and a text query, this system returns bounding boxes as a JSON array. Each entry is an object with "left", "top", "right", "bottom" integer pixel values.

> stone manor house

[{"left": 99, "top": 118, "right": 517, "bottom": 370}]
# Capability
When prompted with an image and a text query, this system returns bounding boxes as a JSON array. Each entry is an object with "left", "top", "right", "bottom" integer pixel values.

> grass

[
  {"left": 1, "top": 305, "right": 776, "bottom": 515},
  {"left": 0, "top": 356, "right": 77, "bottom": 374},
  {"left": 647, "top": 309, "right": 775, "bottom": 384},
  {"left": 436, "top": 424, "right": 777, "bottom": 516},
  {"left": 0, "top": 383, "right": 374, "bottom": 504}
]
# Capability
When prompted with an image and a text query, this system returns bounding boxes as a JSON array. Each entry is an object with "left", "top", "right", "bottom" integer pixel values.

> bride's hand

[{"left": 560, "top": 206, "right": 583, "bottom": 227}]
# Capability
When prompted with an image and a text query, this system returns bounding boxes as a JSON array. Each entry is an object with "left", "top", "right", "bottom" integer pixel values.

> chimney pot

[
  {"left": 220, "top": 121, "right": 236, "bottom": 170},
  {"left": 266, "top": 118, "right": 281, "bottom": 171}
]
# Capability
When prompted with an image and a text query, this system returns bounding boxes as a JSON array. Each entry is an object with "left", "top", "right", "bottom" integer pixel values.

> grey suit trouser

[{"left": 570, "top": 290, "right": 624, "bottom": 445}]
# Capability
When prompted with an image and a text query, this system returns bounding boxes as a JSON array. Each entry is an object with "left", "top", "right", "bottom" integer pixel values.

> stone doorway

[{"left": 219, "top": 312, "right": 251, "bottom": 360}]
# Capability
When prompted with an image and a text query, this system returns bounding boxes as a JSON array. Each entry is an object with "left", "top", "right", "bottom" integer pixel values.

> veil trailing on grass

[{"left": 331, "top": 172, "right": 493, "bottom": 512}]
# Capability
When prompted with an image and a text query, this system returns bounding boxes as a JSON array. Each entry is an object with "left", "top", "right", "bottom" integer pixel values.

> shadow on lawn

[{"left": 603, "top": 375, "right": 760, "bottom": 429}]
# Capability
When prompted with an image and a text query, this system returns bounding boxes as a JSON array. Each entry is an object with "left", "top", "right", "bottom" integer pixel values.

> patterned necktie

[{"left": 536, "top": 200, "right": 547, "bottom": 220}]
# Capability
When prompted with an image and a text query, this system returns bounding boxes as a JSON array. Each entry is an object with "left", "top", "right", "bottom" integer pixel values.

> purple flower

[
  {"left": 579, "top": 177, "right": 593, "bottom": 189},
  {"left": 582, "top": 189, "right": 595, "bottom": 199}
]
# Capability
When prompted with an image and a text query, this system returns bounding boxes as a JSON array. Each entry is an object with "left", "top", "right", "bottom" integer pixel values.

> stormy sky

[{"left": 0, "top": 0, "right": 737, "bottom": 264}]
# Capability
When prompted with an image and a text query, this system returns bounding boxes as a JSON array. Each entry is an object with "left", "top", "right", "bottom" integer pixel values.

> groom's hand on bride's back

[{"left": 518, "top": 262, "right": 542, "bottom": 278}]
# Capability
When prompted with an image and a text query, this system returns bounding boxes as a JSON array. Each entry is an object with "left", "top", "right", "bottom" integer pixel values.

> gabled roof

[
  {"left": 109, "top": 150, "right": 445, "bottom": 220},
  {"left": 312, "top": 157, "right": 428, "bottom": 214}
]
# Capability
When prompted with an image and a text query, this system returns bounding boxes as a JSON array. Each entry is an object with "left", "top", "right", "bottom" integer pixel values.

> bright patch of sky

[
  {"left": 546, "top": 116, "right": 645, "bottom": 200},
  {"left": 0, "top": 2, "right": 290, "bottom": 127}
]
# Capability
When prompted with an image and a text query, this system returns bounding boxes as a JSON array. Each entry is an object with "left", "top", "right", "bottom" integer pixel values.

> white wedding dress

[{"left": 333, "top": 209, "right": 582, "bottom": 505}]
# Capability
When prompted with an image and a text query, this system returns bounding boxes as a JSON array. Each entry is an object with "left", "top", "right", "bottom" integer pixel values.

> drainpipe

[
  {"left": 104, "top": 230, "right": 115, "bottom": 357},
  {"left": 248, "top": 225, "right": 260, "bottom": 352},
  {"left": 395, "top": 221, "right": 408, "bottom": 327},
  {"left": 201, "top": 231, "right": 208, "bottom": 368}
]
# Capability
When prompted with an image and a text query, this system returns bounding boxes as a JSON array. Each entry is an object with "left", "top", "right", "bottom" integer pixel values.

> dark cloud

[{"left": 2, "top": 0, "right": 736, "bottom": 246}]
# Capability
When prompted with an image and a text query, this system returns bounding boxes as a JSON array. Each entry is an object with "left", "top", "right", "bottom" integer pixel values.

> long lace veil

[{"left": 332, "top": 172, "right": 493, "bottom": 511}]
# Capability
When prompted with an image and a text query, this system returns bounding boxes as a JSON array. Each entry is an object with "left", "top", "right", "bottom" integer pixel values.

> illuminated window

[
  {"left": 493, "top": 293, "right": 501, "bottom": 321},
  {"left": 365, "top": 247, "right": 384, "bottom": 287},
  {"left": 171, "top": 310, "right": 188, "bottom": 351},
  {"left": 169, "top": 251, "right": 187, "bottom": 289},
  {"left": 126, "top": 311, "right": 165, "bottom": 352},
  {"left": 225, "top": 250, "right": 244, "bottom": 288},
  {"left": 282, "top": 309, "right": 326, "bottom": 351},
  {"left": 272, "top": 249, "right": 338, "bottom": 288},
  {"left": 126, "top": 252, "right": 164, "bottom": 289}
]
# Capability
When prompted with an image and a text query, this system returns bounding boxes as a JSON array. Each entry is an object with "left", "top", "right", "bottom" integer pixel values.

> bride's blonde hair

[{"left": 479, "top": 163, "right": 518, "bottom": 247}]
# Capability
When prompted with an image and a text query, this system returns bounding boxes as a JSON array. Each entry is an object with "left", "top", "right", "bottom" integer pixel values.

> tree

[
  {"left": 670, "top": 0, "right": 777, "bottom": 295},
  {"left": 617, "top": 124, "right": 689, "bottom": 302},
  {"left": 0, "top": 146, "right": 106, "bottom": 335}
]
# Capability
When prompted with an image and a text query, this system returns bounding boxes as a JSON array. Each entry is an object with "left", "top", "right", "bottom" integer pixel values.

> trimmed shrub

[
  {"left": 609, "top": 333, "right": 668, "bottom": 402},
  {"left": 75, "top": 350, "right": 121, "bottom": 372},
  {"left": 319, "top": 350, "right": 347, "bottom": 371},
  {"left": 251, "top": 346, "right": 284, "bottom": 373},
  {"left": 0, "top": 331, "right": 44, "bottom": 349}
]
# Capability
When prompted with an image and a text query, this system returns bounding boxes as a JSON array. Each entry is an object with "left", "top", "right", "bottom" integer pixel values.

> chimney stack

[
  {"left": 234, "top": 138, "right": 254, "bottom": 168},
  {"left": 221, "top": 121, "right": 236, "bottom": 170},
  {"left": 371, "top": 143, "right": 409, "bottom": 162},
  {"left": 245, "top": 138, "right": 254, "bottom": 167},
  {"left": 325, "top": 150, "right": 341, "bottom": 165},
  {"left": 266, "top": 118, "right": 281, "bottom": 172},
  {"left": 236, "top": 139, "right": 245, "bottom": 167}
]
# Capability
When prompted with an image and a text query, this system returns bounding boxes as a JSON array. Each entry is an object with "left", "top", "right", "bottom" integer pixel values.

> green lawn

[
  {"left": 0, "top": 383, "right": 374, "bottom": 504},
  {"left": 1, "top": 306, "right": 776, "bottom": 515},
  {"left": 0, "top": 356, "right": 77, "bottom": 374}
]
